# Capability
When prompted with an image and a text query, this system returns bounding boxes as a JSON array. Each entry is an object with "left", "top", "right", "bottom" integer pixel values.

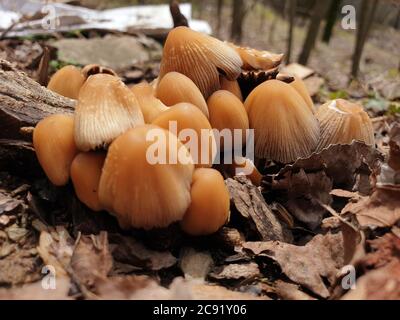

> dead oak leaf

[
  {"left": 209, "top": 262, "right": 261, "bottom": 281},
  {"left": 242, "top": 232, "right": 346, "bottom": 298}
]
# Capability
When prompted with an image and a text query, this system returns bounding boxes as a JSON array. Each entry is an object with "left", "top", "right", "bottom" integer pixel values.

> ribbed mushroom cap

[
  {"left": 74, "top": 74, "right": 144, "bottom": 151},
  {"left": 156, "top": 72, "right": 209, "bottom": 118},
  {"left": 207, "top": 90, "right": 249, "bottom": 150},
  {"left": 47, "top": 65, "right": 85, "bottom": 100},
  {"left": 316, "top": 99, "right": 375, "bottom": 151},
  {"left": 98, "top": 125, "right": 194, "bottom": 230},
  {"left": 131, "top": 82, "right": 168, "bottom": 123},
  {"left": 229, "top": 43, "right": 284, "bottom": 71},
  {"left": 180, "top": 168, "right": 230, "bottom": 236},
  {"left": 152, "top": 103, "right": 216, "bottom": 168},
  {"left": 290, "top": 77, "right": 315, "bottom": 113},
  {"left": 225, "top": 156, "right": 262, "bottom": 187},
  {"left": 70, "top": 152, "right": 106, "bottom": 212},
  {"left": 220, "top": 76, "right": 243, "bottom": 101},
  {"left": 159, "top": 27, "right": 243, "bottom": 99},
  {"left": 244, "top": 80, "right": 320, "bottom": 163},
  {"left": 33, "top": 114, "right": 78, "bottom": 186}
]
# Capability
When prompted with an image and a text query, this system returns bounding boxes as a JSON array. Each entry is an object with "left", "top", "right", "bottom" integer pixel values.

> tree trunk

[
  {"left": 322, "top": 0, "right": 342, "bottom": 44},
  {"left": 298, "top": 0, "right": 331, "bottom": 65},
  {"left": 216, "top": 0, "right": 224, "bottom": 36},
  {"left": 230, "top": 0, "right": 247, "bottom": 43},
  {"left": 351, "top": 0, "right": 378, "bottom": 79},
  {"left": 286, "top": 0, "right": 297, "bottom": 64}
]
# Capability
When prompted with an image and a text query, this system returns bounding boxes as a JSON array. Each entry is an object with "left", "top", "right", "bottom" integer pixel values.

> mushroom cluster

[{"left": 36, "top": 27, "right": 375, "bottom": 235}]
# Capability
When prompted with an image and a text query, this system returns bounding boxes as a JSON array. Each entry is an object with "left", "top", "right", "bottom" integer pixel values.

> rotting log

[{"left": 0, "top": 59, "right": 75, "bottom": 174}]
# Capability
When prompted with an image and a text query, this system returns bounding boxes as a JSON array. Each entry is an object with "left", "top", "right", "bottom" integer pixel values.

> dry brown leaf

[
  {"left": 342, "top": 261, "right": 400, "bottom": 300},
  {"left": 226, "top": 176, "right": 292, "bottom": 242},
  {"left": 69, "top": 232, "right": 113, "bottom": 293},
  {"left": 209, "top": 262, "right": 260, "bottom": 281},
  {"left": 0, "top": 277, "right": 71, "bottom": 300},
  {"left": 274, "top": 280, "right": 316, "bottom": 300},
  {"left": 109, "top": 234, "right": 177, "bottom": 271},
  {"left": 242, "top": 232, "right": 347, "bottom": 298},
  {"left": 0, "top": 191, "right": 22, "bottom": 214}
]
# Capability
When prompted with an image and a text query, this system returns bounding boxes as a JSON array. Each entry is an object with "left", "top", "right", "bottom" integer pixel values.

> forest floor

[{"left": 0, "top": 5, "right": 400, "bottom": 300}]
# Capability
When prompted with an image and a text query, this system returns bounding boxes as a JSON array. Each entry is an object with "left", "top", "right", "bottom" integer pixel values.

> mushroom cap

[
  {"left": 244, "top": 80, "right": 320, "bottom": 163},
  {"left": 159, "top": 27, "right": 243, "bottom": 99},
  {"left": 81, "top": 64, "right": 117, "bottom": 79},
  {"left": 156, "top": 72, "right": 209, "bottom": 118},
  {"left": 180, "top": 168, "right": 230, "bottom": 236},
  {"left": 98, "top": 125, "right": 194, "bottom": 230},
  {"left": 225, "top": 156, "right": 262, "bottom": 187},
  {"left": 70, "top": 152, "right": 106, "bottom": 212},
  {"left": 33, "top": 114, "right": 78, "bottom": 186},
  {"left": 316, "top": 99, "right": 375, "bottom": 151},
  {"left": 220, "top": 76, "right": 243, "bottom": 101},
  {"left": 207, "top": 90, "right": 249, "bottom": 150},
  {"left": 228, "top": 43, "right": 284, "bottom": 71},
  {"left": 74, "top": 74, "right": 144, "bottom": 151},
  {"left": 47, "top": 65, "right": 85, "bottom": 100},
  {"left": 290, "top": 77, "right": 315, "bottom": 113},
  {"left": 152, "top": 103, "right": 217, "bottom": 168},
  {"left": 131, "top": 82, "right": 168, "bottom": 123}
]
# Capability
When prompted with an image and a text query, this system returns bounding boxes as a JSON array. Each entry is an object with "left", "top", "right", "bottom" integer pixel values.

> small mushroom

[
  {"left": 225, "top": 156, "right": 262, "bottom": 187},
  {"left": 47, "top": 65, "right": 85, "bottom": 100},
  {"left": 70, "top": 152, "right": 106, "bottom": 212},
  {"left": 156, "top": 72, "right": 209, "bottom": 118},
  {"left": 98, "top": 125, "right": 194, "bottom": 230},
  {"left": 207, "top": 90, "right": 249, "bottom": 150},
  {"left": 33, "top": 114, "right": 78, "bottom": 186},
  {"left": 74, "top": 74, "right": 144, "bottom": 151},
  {"left": 81, "top": 64, "right": 117, "bottom": 79},
  {"left": 244, "top": 80, "right": 320, "bottom": 163},
  {"left": 180, "top": 168, "right": 230, "bottom": 236},
  {"left": 290, "top": 77, "right": 315, "bottom": 113},
  {"left": 220, "top": 76, "right": 243, "bottom": 101},
  {"left": 152, "top": 103, "right": 217, "bottom": 168},
  {"left": 316, "top": 99, "right": 375, "bottom": 151},
  {"left": 229, "top": 43, "right": 284, "bottom": 71},
  {"left": 131, "top": 82, "right": 168, "bottom": 123},
  {"left": 159, "top": 26, "right": 243, "bottom": 99}
]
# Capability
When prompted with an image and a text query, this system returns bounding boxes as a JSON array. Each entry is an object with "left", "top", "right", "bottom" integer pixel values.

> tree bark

[
  {"left": 322, "top": 0, "right": 341, "bottom": 44},
  {"left": 298, "top": 0, "right": 331, "bottom": 65},
  {"left": 351, "top": 0, "right": 378, "bottom": 79},
  {"left": 286, "top": 0, "right": 297, "bottom": 64}
]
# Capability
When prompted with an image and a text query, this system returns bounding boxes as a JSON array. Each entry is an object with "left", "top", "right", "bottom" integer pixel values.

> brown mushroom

[
  {"left": 47, "top": 65, "right": 85, "bottom": 100},
  {"left": 131, "top": 82, "right": 168, "bottom": 123},
  {"left": 81, "top": 64, "right": 117, "bottom": 79},
  {"left": 98, "top": 125, "right": 194, "bottom": 230},
  {"left": 316, "top": 99, "right": 375, "bottom": 151},
  {"left": 290, "top": 77, "right": 315, "bottom": 113},
  {"left": 159, "top": 26, "right": 242, "bottom": 99},
  {"left": 180, "top": 168, "right": 230, "bottom": 236},
  {"left": 207, "top": 90, "right": 249, "bottom": 150},
  {"left": 74, "top": 74, "right": 144, "bottom": 151},
  {"left": 244, "top": 80, "right": 320, "bottom": 163},
  {"left": 156, "top": 72, "right": 209, "bottom": 118},
  {"left": 225, "top": 156, "right": 262, "bottom": 187},
  {"left": 220, "top": 76, "right": 243, "bottom": 101},
  {"left": 33, "top": 114, "right": 78, "bottom": 186},
  {"left": 152, "top": 103, "right": 216, "bottom": 168},
  {"left": 70, "top": 152, "right": 106, "bottom": 212}
]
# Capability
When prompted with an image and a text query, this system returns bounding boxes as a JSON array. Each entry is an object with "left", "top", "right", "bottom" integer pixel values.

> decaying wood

[
  {"left": 0, "top": 59, "right": 75, "bottom": 142},
  {"left": 0, "top": 59, "right": 74, "bottom": 173},
  {"left": 226, "top": 176, "right": 292, "bottom": 243}
]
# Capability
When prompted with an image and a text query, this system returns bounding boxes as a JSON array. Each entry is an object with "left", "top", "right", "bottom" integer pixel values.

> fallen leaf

[
  {"left": 342, "top": 261, "right": 400, "bottom": 300},
  {"left": 209, "top": 262, "right": 260, "bottom": 281},
  {"left": 361, "top": 233, "right": 400, "bottom": 270},
  {"left": 242, "top": 232, "right": 347, "bottom": 298},
  {"left": 109, "top": 234, "right": 177, "bottom": 271},
  {"left": 226, "top": 176, "right": 292, "bottom": 242},
  {"left": 274, "top": 280, "right": 316, "bottom": 300}
]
